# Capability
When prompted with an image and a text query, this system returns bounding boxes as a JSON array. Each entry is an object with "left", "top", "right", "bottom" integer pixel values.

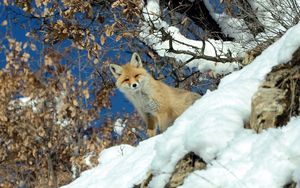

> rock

[
  {"left": 249, "top": 48, "right": 300, "bottom": 132},
  {"left": 250, "top": 87, "right": 288, "bottom": 132},
  {"left": 136, "top": 172, "right": 152, "bottom": 188},
  {"left": 166, "top": 152, "right": 206, "bottom": 188},
  {"left": 284, "top": 182, "right": 297, "bottom": 188},
  {"left": 135, "top": 152, "right": 206, "bottom": 188}
]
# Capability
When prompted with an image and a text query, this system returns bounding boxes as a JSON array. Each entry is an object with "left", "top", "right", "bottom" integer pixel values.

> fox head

[{"left": 110, "top": 53, "right": 150, "bottom": 93}]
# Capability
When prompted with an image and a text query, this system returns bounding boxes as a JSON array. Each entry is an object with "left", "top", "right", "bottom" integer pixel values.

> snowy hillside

[{"left": 61, "top": 23, "right": 300, "bottom": 188}]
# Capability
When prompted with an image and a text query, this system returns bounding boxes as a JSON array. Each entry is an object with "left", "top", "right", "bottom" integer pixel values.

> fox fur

[{"left": 110, "top": 53, "right": 200, "bottom": 137}]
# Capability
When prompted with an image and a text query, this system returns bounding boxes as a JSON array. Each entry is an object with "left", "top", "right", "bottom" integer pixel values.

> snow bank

[
  {"left": 203, "top": 0, "right": 253, "bottom": 42},
  {"left": 140, "top": 0, "right": 243, "bottom": 75},
  {"left": 61, "top": 20, "right": 300, "bottom": 188},
  {"left": 149, "top": 19, "right": 300, "bottom": 188},
  {"left": 180, "top": 117, "right": 300, "bottom": 188},
  {"left": 61, "top": 137, "right": 159, "bottom": 188}
]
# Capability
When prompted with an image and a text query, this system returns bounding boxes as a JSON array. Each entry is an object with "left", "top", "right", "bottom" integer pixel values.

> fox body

[{"left": 110, "top": 53, "right": 200, "bottom": 137}]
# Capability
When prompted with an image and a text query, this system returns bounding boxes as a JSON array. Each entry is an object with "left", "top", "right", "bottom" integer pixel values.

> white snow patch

[
  {"left": 71, "top": 162, "right": 78, "bottom": 179},
  {"left": 203, "top": 0, "right": 254, "bottom": 42},
  {"left": 83, "top": 152, "right": 98, "bottom": 168},
  {"left": 61, "top": 136, "right": 160, "bottom": 188},
  {"left": 180, "top": 118, "right": 300, "bottom": 188},
  {"left": 8, "top": 97, "right": 40, "bottom": 113},
  {"left": 113, "top": 118, "right": 127, "bottom": 136},
  {"left": 19, "top": 97, "right": 31, "bottom": 103},
  {"left": 293, "top": 167, "right": 300, "bottom": 186}
]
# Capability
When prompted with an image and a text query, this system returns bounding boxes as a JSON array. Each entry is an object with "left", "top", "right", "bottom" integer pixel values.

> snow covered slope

[{"left": 61, "top": 22, "right": 300, "bottom": 188}]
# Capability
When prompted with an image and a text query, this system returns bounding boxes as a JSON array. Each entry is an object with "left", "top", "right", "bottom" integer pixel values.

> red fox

[{"left": 110, "top": 53, "right": 200, "bottom": 137}]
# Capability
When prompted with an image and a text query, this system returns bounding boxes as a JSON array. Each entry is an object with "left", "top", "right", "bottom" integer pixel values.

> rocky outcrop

[
  {"left": 284, "top": 182, "right": 297, "bottom": 188},
  {"left": 136, "top": 152, "right": 206, "bottom": 188},
  {"left": 165, "top": 152, "right": 206, "bottom": 188},
  {"left": 249, "top": 49, "right": 300, "bottom": 132},
  {"left": 249, "top": 48, "right": 300, "bottom": 187}
]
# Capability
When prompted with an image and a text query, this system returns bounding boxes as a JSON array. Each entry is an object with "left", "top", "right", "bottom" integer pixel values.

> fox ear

[
  {"left": 109, "top": 64, "right": 123, "bottom": 78},
  {"left": 130, "top": 53, "right": 143, "bottom": 68}
]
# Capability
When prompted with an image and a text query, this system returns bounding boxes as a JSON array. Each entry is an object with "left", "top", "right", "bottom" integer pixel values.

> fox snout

[
  {"left": 119, "top": 78, "right": 143, "bottom": 92},
  {"left": 128, "top": 79, "right": 143, "bottom": 91},
  {"left": 131, "top": 82, "right": 139, "bottom": 89}
]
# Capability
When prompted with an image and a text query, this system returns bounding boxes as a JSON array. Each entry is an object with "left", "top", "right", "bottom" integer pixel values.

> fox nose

[{"left": 132, "top": 83, "right": 138, "bottom": 88}]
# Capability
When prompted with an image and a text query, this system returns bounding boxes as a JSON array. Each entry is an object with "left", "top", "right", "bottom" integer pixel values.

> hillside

[{"left": 61, "top": 21, "right": 300, "bottom": 188}]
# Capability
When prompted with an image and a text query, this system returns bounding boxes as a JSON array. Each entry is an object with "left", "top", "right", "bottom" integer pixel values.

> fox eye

[
  {"left": 134, "top": 74, "right": 140, "bottom": 78},
  {"left": 123, "top": 78, "right": 129, "bottom": 82}
]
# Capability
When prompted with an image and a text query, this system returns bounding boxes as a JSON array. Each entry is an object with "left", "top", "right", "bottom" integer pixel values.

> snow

[
  {"left": 294, "top": 167, "right": 300, "bottom": 186},
  {"left": 144, "top": 0, "right": 160, "bottom": 17},
  {"left": 180, "top": 117, "right": 300, "bottom": 188},
  {"left": 113, "top": 118, "right": 127, "bottom": 136},
  {"left": 249, "top": 0, "right": 288, "bottom": 34},
  {"left": 141, "top": 0, "right": 300, "bottom": 72},
  {"left": 8, "top": 93, "right": 72, "bottom": 127},
  {"left": 203, "top": 0, "right": 254, "bottom": 42},
  {"left": 61, "top": 137, "right": 159, "bottom": 188},
  {"left": 8, "top": 96, "right": 40, "bottom": 113},
  {"left": 149, "top": 19, "right": 300, "bottom": 188},
  {"left": 205, "top": 0, "right": 300, "bottom": 50},
  {"left": 84, "top": 153, "right": 97, "bottom": 168},
  {"left": 140, "top": 0, "right": 243, "bottom": 75},
  {"left": 61, "top": 20, "right": 300, "bottom": 188}
]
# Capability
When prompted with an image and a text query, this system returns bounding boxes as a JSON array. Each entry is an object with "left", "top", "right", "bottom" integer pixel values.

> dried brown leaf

[
  {"left": 83, "top": 89, "right": 89, "bottom": 99},
  {"left": 100, "top": 35, "right": 106, "bottom": 45},
  {"left": 115, "top": 35, "right": 122, "bottom": 42},
  {"left": 30, "top": 43, "right": 37, "bottom": 51},
  {"left": 72, "top": 99, "right": 78, "bottom": 106},
  {"left": 35, "top": 0, "right": 41, "bottom": 7}
]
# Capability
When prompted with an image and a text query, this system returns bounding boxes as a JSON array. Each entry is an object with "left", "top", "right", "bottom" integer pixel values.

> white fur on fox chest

[{"left": 124, "top": 90, "right": 159, "bottom": 115}]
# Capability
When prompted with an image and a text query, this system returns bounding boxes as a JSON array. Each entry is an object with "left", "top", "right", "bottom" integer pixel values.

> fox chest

[{"left": 128, "top": 91, "right": 159, "bottom": 114}]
